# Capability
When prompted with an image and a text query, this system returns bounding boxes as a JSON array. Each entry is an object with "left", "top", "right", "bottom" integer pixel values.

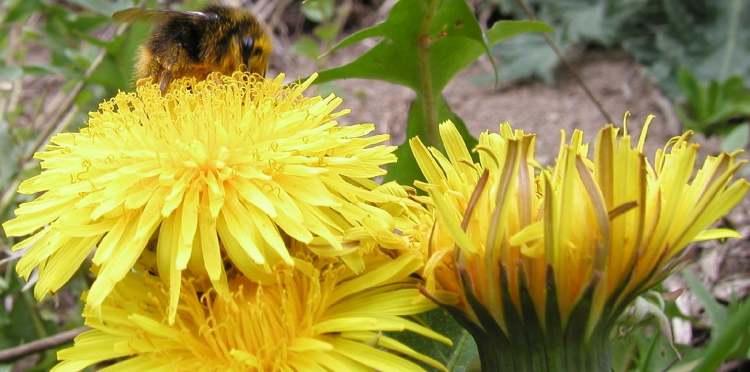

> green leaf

[
  {"left": 315, "top": 0, "right": 424, "bottom": 89},
  {"left": 318, "top": 0, "right": 549, "bottom": 93},
  {"left": 721, "top": 123, "right": 749, "bottom": 152},
  {"left": 316, "top": 2, "right": 417, "bottom": 88},
  {"left": 485, "top": 20, "right": 554, "bottom": 44},
  {"left": 0, "top": 121, "right": 22, "bottom": 187},
  {"left": 313, "top": 23, "right": 340, "bottom": 44},
  {"left": 683, "top": 271, "right": 726, "bottom": 330},
  {"left": 2, "top": 0, "right": 41, "bottom": 23},
  {"left": 387, "top": 142, "right": 421, "bottom": 186},
  {"left": 676, "top": 67, "right": 750, "bottom": 135},
  {"left": 621, "top": 0, "right": 750, "bottom": 96},
  {"left": 315, "top": 0, "right": 547, "bottom": 187},
  {"left": 629, "top": 327, "right": 680, "bottom": 372},
  {"left": 301, "top": 0, "right": 335, "bottom": 23},
  {"left": 62, "top": 13, "right": 109, "bottom": 35},
  {"left": 717, "top": 0, "right": 743, "bottom": 81},
  {"left": 112, "top": 21, "right": 150, "bottom": 85},
  {"left": 322, "top": 22, "right": 389, "bottom": 57},
  {"left": 89, "top": 55, "right": 126, "bottom": 89},
  {"left": 564, "top": 1, "right": 607, "bottom": 43},
  {"left": 67, "top": 0, "right": 134, "bottom": 16},
  {"left": 87, "top": 21, "right": 149, "bottom": 92},
  {"left": 291, "top": 36, "right": 320, "bottom": 60},
  {"left": 694, "top": 298, "right": 750, "bottom": 372},
  {"left": 0, "top": 64, "right": 22, "bottom": 82},
  {"left": 493, "top": 33, "right": 561, "bottom": 84},
  {"left": 385, "top": 95, "right": 476, "bottom": 185},
  {"left": 677, "top": 68, "right": 703, "bottom": 115},
  {"left": 5, "top": 294, "right": 44, "bottom": 344}
]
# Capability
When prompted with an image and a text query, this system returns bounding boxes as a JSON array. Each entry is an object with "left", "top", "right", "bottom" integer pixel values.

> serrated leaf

[
  {"left": 315, "top": 0, "right": 424, "bottom": 89},
  {"left": 318, "top": 0, "right": 550, "bottom": 93}
]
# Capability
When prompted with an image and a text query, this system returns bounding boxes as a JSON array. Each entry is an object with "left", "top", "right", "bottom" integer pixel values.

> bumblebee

[{"left": 114, "top": 5, "right": 272, "bottom": 92}]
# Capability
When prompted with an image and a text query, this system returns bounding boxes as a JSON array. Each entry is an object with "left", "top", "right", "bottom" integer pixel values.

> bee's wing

[{"left": 112, "top": 8, "right": 212, "bottom": 23}]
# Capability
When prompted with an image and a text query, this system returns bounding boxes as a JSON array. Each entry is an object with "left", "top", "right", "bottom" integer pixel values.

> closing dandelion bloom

[
  {"left": 2, "top": 72, "right": 397, "bottom": 319},
  {"left": 411, "top": 118, "right": 748, "bottom": 370},
  {"left": 53, "top": 253, "right": 450, "bottom": 372},
  {"left": 349, "top": 181, "right": 431, "bottom": 256}
]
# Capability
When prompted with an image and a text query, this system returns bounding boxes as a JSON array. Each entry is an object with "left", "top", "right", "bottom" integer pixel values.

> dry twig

[
  {"left": 0, "top": 327, "right": 87, "bottom": 363},
  {"left": 512, "top": 0, "right": 615, "bottom": 125}
]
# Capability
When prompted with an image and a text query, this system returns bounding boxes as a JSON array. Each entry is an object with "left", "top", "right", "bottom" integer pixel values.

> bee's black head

[{"left": 200, "top": 5, "right": 271, "bottom": 75}]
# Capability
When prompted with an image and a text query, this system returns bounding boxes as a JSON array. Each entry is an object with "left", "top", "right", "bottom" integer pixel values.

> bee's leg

[
  {"left": 159, "top": 70, "right": 174, "bottom": 94},
  {"left": 155, "top": 52, "right": 182, "bottom": 94}
]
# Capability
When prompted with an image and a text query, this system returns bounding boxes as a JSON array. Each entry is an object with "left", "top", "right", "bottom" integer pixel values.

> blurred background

[{"left": 0, "top": 0, "right": 748, "bottom": 370}]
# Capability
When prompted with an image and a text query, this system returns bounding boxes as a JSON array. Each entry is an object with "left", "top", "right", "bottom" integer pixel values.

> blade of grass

[{"left": 693, "top": 297, "right": 750, "bottom": 372}]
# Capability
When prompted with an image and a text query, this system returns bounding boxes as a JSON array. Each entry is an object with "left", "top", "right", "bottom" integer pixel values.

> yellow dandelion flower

[
  {"left": 411, "top": 118, "right": 748, "bottom": 370},
  {"left": 2, "top": 72, "right": 397, "bottom": 319},
  {"left": 52, "top": 253, "right": 450, "bottom": 372},
  {"left": 344, "top": 181, "right": 430, "bottom": 255}
]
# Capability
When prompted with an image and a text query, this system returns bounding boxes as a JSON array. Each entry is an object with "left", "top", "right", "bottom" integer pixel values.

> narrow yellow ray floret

[
  {"left": 52, "top": 254, "right": 450, "bottom": 372},
  {"left": 2, "top": 72, "right": 398, "bottom": 319},
  {"left": 412, "top": 118, "right": 748, "bottom": 338}
]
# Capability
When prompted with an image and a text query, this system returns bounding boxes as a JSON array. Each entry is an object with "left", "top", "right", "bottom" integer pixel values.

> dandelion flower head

[
  {"left": 53, "top": 253, "right": 450, "bottom": 372},
  {"left": 412, "top": 118, "right": 748, "bottom": 340},
  {"left": 2, "top": 72, "right": 398, "bottom": 319}
]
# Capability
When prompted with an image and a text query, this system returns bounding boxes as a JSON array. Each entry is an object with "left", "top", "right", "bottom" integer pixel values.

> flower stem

[{"left": 416, "top": 0, "right": 439, "bottom": 146}]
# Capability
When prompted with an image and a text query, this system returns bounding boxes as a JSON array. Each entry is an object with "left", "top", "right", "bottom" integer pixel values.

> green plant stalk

[{"left": 416, "top": 0, "right": 440, "bottom": 146}]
